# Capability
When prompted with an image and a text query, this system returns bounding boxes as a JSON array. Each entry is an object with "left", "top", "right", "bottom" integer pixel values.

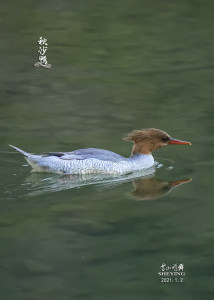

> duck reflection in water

[
  {"left": 24, "top": 168, "right": 191, "bottom": 200},
  {"left": 129, "top": 177, "right": 191, "bottom": 201}
]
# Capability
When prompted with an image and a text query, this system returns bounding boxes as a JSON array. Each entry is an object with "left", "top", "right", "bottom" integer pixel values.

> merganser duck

[{"left": 9, "top": 128, "right": 191, "bottom": 175}]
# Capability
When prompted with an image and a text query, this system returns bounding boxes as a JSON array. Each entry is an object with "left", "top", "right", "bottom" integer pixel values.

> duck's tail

[
  {"left": 9, "top": 145, "right": 30, "bottom": 157},
  {"left": 9, "top": 145, "right": 49, "bottom": 173}
]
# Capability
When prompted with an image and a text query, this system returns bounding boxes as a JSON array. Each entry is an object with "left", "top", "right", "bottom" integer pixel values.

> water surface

[{"left": 0, "top": 1, "right": 214, "bottom": 299}]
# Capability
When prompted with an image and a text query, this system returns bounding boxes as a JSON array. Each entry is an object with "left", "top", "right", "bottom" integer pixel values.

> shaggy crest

[{"left": 123, "top": 128, "right": 169, "bottom": 142}]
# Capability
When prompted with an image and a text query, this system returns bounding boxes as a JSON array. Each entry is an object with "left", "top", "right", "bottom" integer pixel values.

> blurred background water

[{"left": 0, "top": 0, "right": 214, "bottom": 299}]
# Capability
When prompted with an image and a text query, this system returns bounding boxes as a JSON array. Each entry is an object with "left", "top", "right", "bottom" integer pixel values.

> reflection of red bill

[
  {"left": 170, "top": 178, "right": 192, "bottom": 187},
  {"left": 168, "top": 138, "right": 191, "bottom": 145}
]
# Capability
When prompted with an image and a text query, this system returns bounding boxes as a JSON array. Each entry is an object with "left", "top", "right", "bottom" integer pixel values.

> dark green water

[{"left": 0, "top": 1, "right": 214, "bottom": 299}]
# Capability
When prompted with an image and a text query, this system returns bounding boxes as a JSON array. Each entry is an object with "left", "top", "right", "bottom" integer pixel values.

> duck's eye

[{"left": 162, "top": 136, "right": 170, "bottom": 143}]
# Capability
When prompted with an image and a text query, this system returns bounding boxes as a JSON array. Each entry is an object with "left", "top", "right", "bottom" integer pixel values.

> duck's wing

[
  {"left": 44, "top": 152, "right": 85, "bottom": 160},
  {"left": 43, "top": 152, "right": 64, "bottom": 157},
  {"left": 45, "top": 148, "right": 126, "bottom": 162}
]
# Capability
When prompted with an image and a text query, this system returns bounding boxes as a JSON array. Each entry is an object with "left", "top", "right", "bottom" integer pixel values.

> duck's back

[{"left": 46, "top": 148, "right": 127, "bottom": 162}]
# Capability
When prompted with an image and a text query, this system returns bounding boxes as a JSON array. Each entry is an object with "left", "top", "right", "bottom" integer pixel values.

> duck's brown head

[{"left": 123, "top": 128, "right": 191, "bottom": 156}]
